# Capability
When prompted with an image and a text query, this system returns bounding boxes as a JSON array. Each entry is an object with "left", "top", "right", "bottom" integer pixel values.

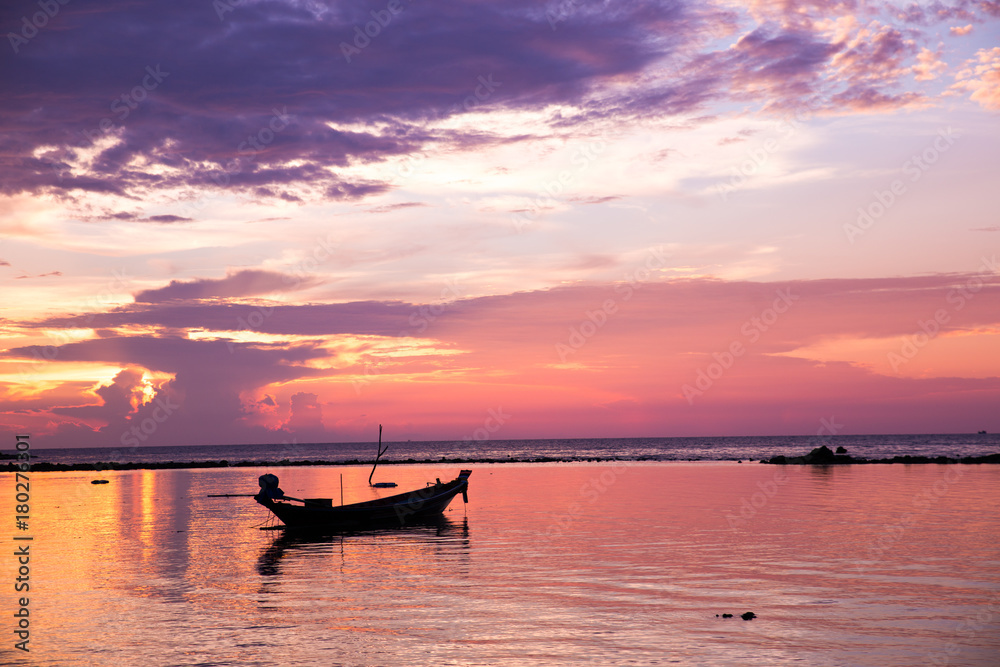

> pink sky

[{"left": 2, "top": 0, "right": 999, "bottom": 446}]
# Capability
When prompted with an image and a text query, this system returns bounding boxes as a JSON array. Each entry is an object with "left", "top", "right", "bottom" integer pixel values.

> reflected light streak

[{"left": 139, "top": 469, "right": 156, "bottom": 565}]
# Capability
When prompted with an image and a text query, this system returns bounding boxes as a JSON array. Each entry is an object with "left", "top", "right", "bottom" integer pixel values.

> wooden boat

[{"left": 254, "top": 470, "right": 471, "bottom": 529}]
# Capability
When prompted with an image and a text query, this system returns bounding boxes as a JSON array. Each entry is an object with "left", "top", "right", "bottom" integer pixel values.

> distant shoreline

[{"left": 3, "top": 451, "right": 1000, "bottom": 473}]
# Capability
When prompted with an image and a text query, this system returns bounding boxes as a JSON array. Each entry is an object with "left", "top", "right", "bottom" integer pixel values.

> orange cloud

[{"left": 953, "top": 47, "right": 1000, "bottom": 110}]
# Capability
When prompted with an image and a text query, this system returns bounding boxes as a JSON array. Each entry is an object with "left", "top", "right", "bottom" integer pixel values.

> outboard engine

[{"left": 257, "top": 473, "right": 286, "bottom": 501}]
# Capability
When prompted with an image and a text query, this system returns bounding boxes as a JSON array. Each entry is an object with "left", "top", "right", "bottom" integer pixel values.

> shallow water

[
  {"left": 4, "top": 463, "right": 999, "bottom": 665},
  {"left": 28, "top": 432, "right": 1000, "bottom": 467}
]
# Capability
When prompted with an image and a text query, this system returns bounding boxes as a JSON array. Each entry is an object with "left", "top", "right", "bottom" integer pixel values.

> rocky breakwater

[{"left": 764, "top": 445, "right": 1000, "bottom": 465}]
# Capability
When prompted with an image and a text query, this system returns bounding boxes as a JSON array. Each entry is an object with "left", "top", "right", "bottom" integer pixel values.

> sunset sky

[{"left": 2, "top": 0, "right": 999, "bottom": 448}]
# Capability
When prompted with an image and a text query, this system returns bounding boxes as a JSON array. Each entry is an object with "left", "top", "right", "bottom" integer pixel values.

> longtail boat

[{"left": 254, "top": 470, "right": 471, "bottom": 529}]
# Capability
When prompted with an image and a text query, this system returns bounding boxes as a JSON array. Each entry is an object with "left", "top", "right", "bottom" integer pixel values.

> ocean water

[
  {"left": 3, "top": 462, "right": 999, "bottom": 665},
  {"left": 23, "top": 432, "right": 1000, "bottom": 467}
]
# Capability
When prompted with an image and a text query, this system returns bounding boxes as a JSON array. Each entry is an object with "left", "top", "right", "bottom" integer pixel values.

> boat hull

[{"left": 256, "top": 470, "right": 471, "bottom": 529}]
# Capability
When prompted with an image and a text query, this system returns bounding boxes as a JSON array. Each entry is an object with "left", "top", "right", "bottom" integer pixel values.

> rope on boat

[{"left": 249, "top": 516, "right": 272, "bottom": 529}]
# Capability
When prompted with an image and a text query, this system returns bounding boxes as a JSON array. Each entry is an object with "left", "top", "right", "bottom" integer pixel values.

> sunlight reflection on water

[{"left": 7, "top": 463, "right": 1000, "bottom": 665}]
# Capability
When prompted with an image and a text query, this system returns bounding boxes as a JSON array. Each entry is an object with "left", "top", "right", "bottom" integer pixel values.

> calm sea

[
  {"left": 2, "top": 461, "right": 999, "bottom": 665},
  {"left": 23, "top": 432, "right": 1000, "bottom": 467}
]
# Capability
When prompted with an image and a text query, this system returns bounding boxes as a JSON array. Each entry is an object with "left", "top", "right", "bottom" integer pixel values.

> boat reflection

[{"left": 256, "top": 515, "right": 470, "bottom": 578}]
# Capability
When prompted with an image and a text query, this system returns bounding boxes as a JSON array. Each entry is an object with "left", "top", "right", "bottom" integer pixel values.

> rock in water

[
  {"left": 804, "top": 445, "right": 836, "bottom": 463},
  {"left": 741, "top": 612, "right": 756, "bottom": 620}
]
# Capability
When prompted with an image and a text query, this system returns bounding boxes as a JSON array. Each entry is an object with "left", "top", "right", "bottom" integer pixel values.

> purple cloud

[
  {"left": 21, "top": 271, "right": 1000, "bottom": 345},
  {"left": 90, "top": 212, "right": 193, "bottom": 223},
  {"left": 53, "top": 367, "right": 145, "bottom": 422},
  {"left": 14, "top": 270, "right": 62, "bottom": 280},
  {"left": 5, "top": 335, "right": 331, "bottom": 447},
  {"left": 365, "top": 201, "right": 429, "bottom": 214},
  {"left": 0, "top": 0, "right": 686, "bottom": 201},
  {"left": 133, "top": 269, "right": 321, "bottom": 303},
  {"left": 31, "top": 300, "right": 419, "bottom": 336},
  {"left": 284, "top": 391, "right": 325, "bottom": 434},
  {"left": 4, "top": 0, "right": 995, "bottom": 204}
]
